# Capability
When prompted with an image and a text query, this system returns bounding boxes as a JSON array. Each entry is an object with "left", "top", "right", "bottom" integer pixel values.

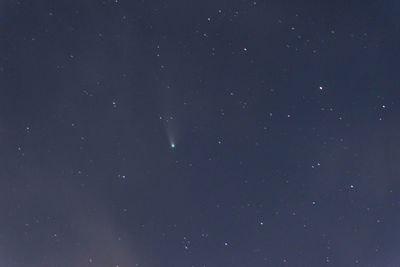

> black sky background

[{"left": 1, "top": 0, "right": 400, "bottom": 266}]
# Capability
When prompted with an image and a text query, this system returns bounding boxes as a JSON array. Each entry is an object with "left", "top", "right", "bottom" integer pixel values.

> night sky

[{"left": 1, "top": 0, "right": 400, "bottom": 266}]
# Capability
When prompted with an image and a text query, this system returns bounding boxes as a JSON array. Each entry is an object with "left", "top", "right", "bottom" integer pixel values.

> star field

[{"left": 1, "top": 0, "right": 400, "bottom": 266}]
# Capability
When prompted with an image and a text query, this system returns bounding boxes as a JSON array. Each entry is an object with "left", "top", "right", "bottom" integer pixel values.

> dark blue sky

[{"left": 1, "top": 0, "right": 400, "bottom": 266}]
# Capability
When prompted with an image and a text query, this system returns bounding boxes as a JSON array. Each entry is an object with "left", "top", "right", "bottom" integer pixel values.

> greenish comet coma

[{"left": 171, "top": 143, "right": 175, "bottom": 148}]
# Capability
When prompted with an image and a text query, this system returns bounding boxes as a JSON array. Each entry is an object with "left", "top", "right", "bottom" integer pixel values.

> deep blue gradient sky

[{"left": 1, "top": 0, "right": 400, "bottom": 266}]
